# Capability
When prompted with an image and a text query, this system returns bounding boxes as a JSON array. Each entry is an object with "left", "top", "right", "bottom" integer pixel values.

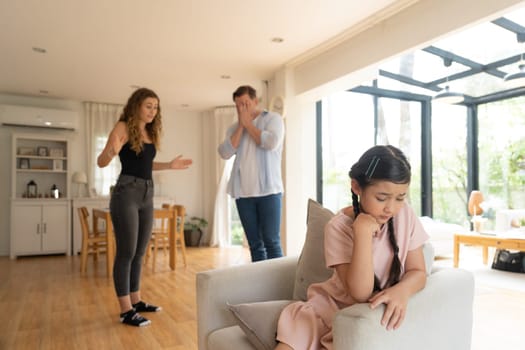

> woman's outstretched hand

[{"left": 169, "top": 155, "right": 193, "bottom": 169}]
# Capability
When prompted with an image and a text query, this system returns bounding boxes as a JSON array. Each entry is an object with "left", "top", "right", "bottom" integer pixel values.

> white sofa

[
  {"left": 197, "top": 258, "right": 474, "bottom": 350},
  {"left": 196, "top": 200, "right": 475, "bottom": 350},
  {"left": 419, "top": 216, "right": 467, "bottom": 258}
]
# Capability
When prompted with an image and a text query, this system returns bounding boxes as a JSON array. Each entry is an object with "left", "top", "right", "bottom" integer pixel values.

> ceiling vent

[{"left": 0, "top": 104, "right": 78, "bottom": 131}]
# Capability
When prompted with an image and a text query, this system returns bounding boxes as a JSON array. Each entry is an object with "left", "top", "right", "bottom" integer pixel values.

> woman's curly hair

[{"left": 119, "top": 87, "right": 162, "bottom": 154}]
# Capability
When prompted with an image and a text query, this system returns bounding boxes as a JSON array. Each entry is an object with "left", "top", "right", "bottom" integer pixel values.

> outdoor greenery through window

[
  {"left": 321, "top": 86, "right": 523, "bottom": 230},
  {"left": 230, "top": 199, "right": 244, "bottom": 245},
  {"left": 321, "top": 91, "right": 374, "bottom": 212},
  {"left": 320, "top": 90, "right": 525, "bottom": 230},
  {"left": 320, "top": 92, "right": 422, "bottom": 215},
  {"left": 431, "top": 103, "right": 468, "bottom": 226},
  {"left": 478, "top": 97, "right": 525, "bottom": 230}
]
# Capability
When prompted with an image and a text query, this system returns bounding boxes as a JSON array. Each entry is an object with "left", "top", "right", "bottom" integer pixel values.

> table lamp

[
  {"left": 468, "top": 190, "right": 484, "bottom": 231},
  {"left": 72, "top": 171, "right": 88, "bottom": 197}
]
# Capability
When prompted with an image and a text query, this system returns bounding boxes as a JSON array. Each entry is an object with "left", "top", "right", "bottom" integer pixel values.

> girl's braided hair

[{"left": 349, "top": 145, "right": 411, "bottom": 290}]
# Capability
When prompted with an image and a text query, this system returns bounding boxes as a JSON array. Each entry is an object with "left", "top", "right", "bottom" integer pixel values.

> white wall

[
  {"left": 0, "top": 94, "right": 204, "bottom": 257},
  {"left": 156, "top": 105, "right": 206, "bottom": 225}
]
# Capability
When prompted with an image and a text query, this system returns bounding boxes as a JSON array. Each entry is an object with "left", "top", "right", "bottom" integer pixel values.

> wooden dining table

[{"left": 92, "top": 208, "right": 178, "bottom": 277}]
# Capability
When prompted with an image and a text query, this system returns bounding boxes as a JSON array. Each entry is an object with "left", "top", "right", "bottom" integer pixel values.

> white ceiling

[{"left": 0, "top": 0, "right": 405, "bottom": 111}]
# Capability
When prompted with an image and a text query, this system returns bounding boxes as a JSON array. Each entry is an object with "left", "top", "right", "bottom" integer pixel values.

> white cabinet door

[
  {"left": 10, "top": 200, "right": 70, "bottom": 258},
  {"left": 11, "top": 205, "right": 42, "bottom": 256},
  {"left": 42, "top": 204, "right": 68, "bottom": 252}
]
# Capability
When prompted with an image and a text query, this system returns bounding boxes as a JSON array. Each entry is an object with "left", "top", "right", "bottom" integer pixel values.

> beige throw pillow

[
  {"left": 227, "top": 300, "right": 293, "bottom": 350},
  {"left": 292, "top": 199, "right": 335, "bottom": 301},
  {"left": 226, "top": 199, "right": 334, "bottom": 349}
]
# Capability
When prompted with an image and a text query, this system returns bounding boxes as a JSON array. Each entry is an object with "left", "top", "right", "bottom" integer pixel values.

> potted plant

[{"left": 183, "top": 216, "right": 208, "bottom": 247}]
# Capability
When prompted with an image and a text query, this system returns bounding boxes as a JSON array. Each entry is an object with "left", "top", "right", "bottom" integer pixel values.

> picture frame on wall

[
  {"left": 19, "top": 158, "right": 30, "bottom": 169},
  {"left": 53, "top": 159, "right": 63, "bottom": 171},
  {"left": 37, "top": 146, "right": 48, "bottom": 157}
]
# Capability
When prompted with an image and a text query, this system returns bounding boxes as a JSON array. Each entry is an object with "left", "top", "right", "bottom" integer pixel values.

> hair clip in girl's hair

[{"left": 365, "top": 156, "right": 380, "bottom": 178}]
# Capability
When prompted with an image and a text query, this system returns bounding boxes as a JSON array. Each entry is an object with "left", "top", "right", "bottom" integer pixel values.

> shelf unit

[
  {"left": 12, "top": 133, "right": 70, "bottom": 199},
  {"left": 10, "top": 133, "right": 71, "bottom": 258}
]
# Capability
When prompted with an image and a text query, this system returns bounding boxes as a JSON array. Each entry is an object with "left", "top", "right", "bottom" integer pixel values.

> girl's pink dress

[{"left": 276, "top": 202, "right": 429, "bottom": 350}]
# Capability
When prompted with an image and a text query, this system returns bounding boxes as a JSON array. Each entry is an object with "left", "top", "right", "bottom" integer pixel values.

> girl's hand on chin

[{"left": 353, "top": 213, "right": 380, "bottom": 237}]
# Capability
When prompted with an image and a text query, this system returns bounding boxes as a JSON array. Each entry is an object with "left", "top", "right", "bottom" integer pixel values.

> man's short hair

[{"left": 233, "top": 85, "right": 257, "bottom": 101}]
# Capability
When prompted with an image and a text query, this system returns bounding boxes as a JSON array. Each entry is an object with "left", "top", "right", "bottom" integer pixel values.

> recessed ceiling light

[
  {"left": 180, "top": 104, "right": 189, "bottom": 108},
  {"left": 220, "top": 75, "right": 231, "bottom": 79},
  {"left": 32, "top": 47, "right": 47, "bottom": 53},
  {"left": 39, "top": 90, "right": 49, "bottom": 94},
  {"left": 130, "top": 84, "right": 141, "bottom": 89},
  {"left": 271, "top": 37, "right": 284, "bottom": 43}
]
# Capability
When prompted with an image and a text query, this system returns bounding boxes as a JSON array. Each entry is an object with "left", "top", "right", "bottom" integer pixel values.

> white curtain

[
  {"left": 83, "top": 102, "right": 122, "bottom": 196},
  {"left": 209, "top": 106, "right": 237, "bottom": 247}
]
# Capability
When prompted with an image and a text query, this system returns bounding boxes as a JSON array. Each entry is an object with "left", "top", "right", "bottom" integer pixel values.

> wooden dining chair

[
  {"left": 145, "top": 205, "right": 174, "bottom": 271},
  {"left": 78, "top": 207, "right": 107, "bottom": 274},
  {"left": 172, "top": 204, "right": 187, "bottom": 268}
]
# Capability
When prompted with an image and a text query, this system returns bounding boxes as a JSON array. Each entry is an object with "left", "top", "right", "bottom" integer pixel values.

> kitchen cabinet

[{"left": 10, "top": 200, "right": 70, "bottom": 258}]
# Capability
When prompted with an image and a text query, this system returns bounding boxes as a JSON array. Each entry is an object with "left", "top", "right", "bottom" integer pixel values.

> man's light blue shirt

[{"left": 218, "top": 110, "right": 284, "bottom": 199}]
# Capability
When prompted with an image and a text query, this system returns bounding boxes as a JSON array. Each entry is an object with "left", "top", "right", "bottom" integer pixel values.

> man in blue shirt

[{"left": 218, "top": 85, "right": 285, "bottom": 261}]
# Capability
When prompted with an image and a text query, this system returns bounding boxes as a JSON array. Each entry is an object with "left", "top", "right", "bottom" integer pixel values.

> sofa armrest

[
  {"left": 333, "top": 268, "right": 474, "bottom": 350},
  {"left": 196, "top": 256, "right": 298, "bottom": 350}
]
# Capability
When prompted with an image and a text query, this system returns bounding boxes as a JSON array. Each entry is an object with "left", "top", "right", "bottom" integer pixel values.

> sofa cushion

[
  {"left": 292, "top": 199, "right": 335, "bottom": 301},
  {"left": 227, "top": 300, "right": 293, "bottom": 350}
]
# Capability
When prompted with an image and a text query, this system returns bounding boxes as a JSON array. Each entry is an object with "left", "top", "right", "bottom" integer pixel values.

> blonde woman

[{"left": 97, "top": 88, "right": 192, "bottom": 326}]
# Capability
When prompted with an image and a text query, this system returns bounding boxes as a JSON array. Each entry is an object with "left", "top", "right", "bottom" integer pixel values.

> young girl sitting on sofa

[{"left": 275, "top": 145, "right": 429, "bottom": 350}]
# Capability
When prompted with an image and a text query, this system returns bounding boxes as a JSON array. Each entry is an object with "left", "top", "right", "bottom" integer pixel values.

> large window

[
  {"left": 377, "top": 98, "right": 422, "bottom": 214},
  {"left": 320, "top": 90, "right": 524, "bottom": 229},
  {"left": 319, "top": 5, "right": 525, "bottom": 227},
  {"left": 321, "top": 91, "right": 374, "bottom": 212},
  {"left": 431, "top": 103, "right": 468, "bottom": 225},
  {"left": 321, "top": 91, "right": 422, "bottom": 214},
  {"left": 93, "top": 136, "right": 120, "bottom": 196},
  {"left": 478, "top": 96, "right": 525, "bottom": 229}
]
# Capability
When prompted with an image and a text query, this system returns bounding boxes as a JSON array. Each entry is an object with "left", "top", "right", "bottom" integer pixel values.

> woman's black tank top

[{"left": 118, "top": 142, "right": 156, "bottom": 180}]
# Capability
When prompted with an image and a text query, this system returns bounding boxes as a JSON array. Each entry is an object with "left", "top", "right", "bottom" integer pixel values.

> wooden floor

[
  {"left": 0, "top": 247, "right": 251, "bottom": 350},
  {"left": 0, "top": 246, "right": 524, "bottom": 350}
]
